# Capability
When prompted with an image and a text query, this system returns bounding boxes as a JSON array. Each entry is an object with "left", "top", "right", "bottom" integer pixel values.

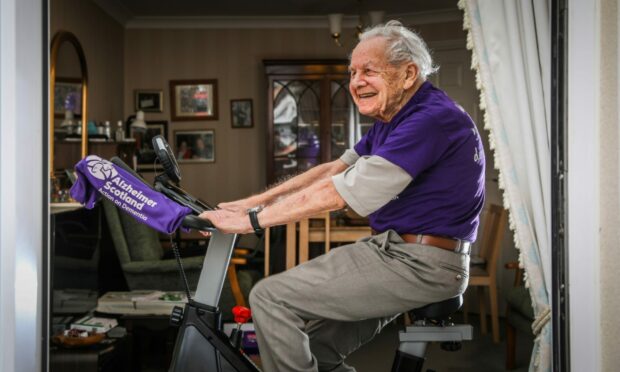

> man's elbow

[
  {"left": 319, "top": 178, "right": 347, "bottom": 209},
  {"left": 334, "top": 195, "right": 347, "bottom": 209},
  {"left": 330, "top": 159, "right": 350, "bottom": 175}
]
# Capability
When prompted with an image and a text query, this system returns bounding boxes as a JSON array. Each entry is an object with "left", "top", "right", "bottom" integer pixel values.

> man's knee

[{"left": 248, "top": 277, "right": 272, "bottom": 309}]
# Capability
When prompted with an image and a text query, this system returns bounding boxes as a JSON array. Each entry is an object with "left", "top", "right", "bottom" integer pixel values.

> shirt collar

[{"left": 383, "top": 80, "right": 433, "bottom": 125}]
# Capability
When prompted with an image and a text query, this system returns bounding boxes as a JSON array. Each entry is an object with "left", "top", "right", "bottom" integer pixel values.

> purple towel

[{"left": 70, "top": 155, "right": 192, "bottom": 234}]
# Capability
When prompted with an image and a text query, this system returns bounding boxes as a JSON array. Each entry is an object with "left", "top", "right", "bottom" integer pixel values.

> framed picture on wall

[
  {"left": 174, "top": 129, "right": 215, "bottom": 163},
  {"left": 169, "top": 79, "right": 218, "bottom": 121},
  {"left": 135, "top": 89, "right": 163, "bottom": 113},
  {"left": 137, "top": 121, "right": 168, "bottom": 172},
  {"left": 230, "top": 99, "right": 254, "bottom": 128},
  {"left": 54, "top": 77, "right": 82, "bottom": 119}
]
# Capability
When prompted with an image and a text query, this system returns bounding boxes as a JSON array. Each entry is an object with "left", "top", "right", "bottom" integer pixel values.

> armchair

[{"left": 101, "top": 199, "right": 259, "bottom": 315}]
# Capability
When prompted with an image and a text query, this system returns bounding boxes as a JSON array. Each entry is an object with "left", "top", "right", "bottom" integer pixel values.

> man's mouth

[{"left": 358, "top": 92, "right": 377, "bottom": 99}]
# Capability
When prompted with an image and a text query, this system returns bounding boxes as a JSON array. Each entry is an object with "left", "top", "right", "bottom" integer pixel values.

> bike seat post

[{"left": 399, "top": 320, "right": 429, "bottom": 357}]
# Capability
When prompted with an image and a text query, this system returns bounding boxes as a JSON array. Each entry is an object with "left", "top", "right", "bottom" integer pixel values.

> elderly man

[{"left": 200, "top": 20, "right": 485, "bottom": 372}]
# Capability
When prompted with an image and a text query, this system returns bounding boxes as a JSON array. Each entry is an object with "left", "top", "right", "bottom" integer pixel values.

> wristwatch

[{"left": 247, "top": 205, "right": 264, "bottom": 235}]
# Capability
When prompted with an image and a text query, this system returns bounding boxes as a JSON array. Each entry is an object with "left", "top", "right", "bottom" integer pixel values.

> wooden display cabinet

[{"left": 264, "top": 60, "right": 373, "bottom": 184}]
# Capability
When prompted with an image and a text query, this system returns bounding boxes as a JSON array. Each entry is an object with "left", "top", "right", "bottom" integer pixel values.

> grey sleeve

[
  {"left": 338, "top": 149, "right": 360, "bottom": 166},
  {"left": 331, "top": 155, "right": 413, "bottom": 217}
]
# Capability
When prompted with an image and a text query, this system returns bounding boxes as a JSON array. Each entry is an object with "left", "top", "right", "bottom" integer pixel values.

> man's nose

[{"left": 350, "top": 75, "right": 367, "bottom": 88}]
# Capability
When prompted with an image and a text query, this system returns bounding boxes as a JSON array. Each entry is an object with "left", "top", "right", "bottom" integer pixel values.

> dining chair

[
  {"left": 298, "top": 212, "right": 331, "bottom": 264},
  {"left": 464, "top": 203, "right": 508, "bottom": 343}
]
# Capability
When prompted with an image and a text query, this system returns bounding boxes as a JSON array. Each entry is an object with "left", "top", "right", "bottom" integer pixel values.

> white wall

[
  {"left": 599, "top": 0, "right": 620, "bottom": 370},
  {"left": 567, "top": 0, "right": 600, "bottom": 368},
  {"left": 0, "top": 0, "right": 45, "bottom": 371},
  {"left": 566, "top": 0, "right": 620, "bottom": 370},
  {"left": 569, "top": 0, "right": 620, "bottom": 370}
]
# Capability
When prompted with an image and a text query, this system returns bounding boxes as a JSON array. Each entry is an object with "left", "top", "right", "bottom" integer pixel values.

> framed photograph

[
  {"left": 230, "top": 99, "right": 254, "bottom": 128},
  {"left": 174, "top": 130, "right": 215, "bottom": 163},
  {"left": 136, "top": 121, "right": 168, "bottom": 172},
  {"left": 54, "top": 77, "right": 82, "bottom": 119},
  {"left": 135, "top": 89, "right": 163, "bottom": 113},
  {"left": 170, "top": 79, "right": 218, "bottom": 121}
]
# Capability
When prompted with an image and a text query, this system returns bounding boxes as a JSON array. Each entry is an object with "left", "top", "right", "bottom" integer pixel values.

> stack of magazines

[{"left": 96, "top": 290, "right": 190, "bottom": 315}]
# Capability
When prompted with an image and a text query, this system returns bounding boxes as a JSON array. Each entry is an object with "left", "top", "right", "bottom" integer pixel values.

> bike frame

[{"left": 168, "top": 231, "right": 261, "bottom": 372}]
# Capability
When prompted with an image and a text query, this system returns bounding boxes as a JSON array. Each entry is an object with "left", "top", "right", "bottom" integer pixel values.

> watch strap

[{"left": 249, "top": 209, "right": 263, "bottom": 234}]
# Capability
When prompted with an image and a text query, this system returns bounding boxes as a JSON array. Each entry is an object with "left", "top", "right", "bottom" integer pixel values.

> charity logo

[{"left": 86, "top": 155, "right": 118, "bottom": 180}]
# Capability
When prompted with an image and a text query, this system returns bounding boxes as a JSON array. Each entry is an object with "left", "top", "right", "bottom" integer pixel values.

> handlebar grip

[{"left": 182, "top": 215, "right": 214, "bottom": 232}]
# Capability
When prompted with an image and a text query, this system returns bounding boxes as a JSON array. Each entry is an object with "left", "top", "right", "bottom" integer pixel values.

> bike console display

[
  {"left": 152, "top": 134, "right": 182, "bottom": 183},
  {"left": 150, "top": 135, "right": 214, "bottom": 216}
]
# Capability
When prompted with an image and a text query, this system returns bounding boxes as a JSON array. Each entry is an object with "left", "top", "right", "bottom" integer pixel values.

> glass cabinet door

[
  {"left": 272, "top": 79, "right": 321, "bottom": 180},
  {"left": 330, "top": 80, "right": 351, "bottom": 159},
  {"left": 330, "top": 79, "right": 374, "bottom": 160},
  {"left": 265, "top": 60, "right": 375, "bottom": 183}
]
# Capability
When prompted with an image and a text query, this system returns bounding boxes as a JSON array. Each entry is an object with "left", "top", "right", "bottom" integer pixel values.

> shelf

[{"left": 50, "top": 202, "right": 83, "bottom": 215}]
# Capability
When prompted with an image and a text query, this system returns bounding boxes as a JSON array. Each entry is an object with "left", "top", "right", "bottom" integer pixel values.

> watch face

[{"left": 248, "top": 205, "right": 263, "bottom": 213}]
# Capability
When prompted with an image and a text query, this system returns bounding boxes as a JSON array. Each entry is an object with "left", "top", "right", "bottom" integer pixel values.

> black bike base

[
  {"left": 168, "top": 301, "right": 260, "bottom": 372},
  {"left": 391, "top": 349, "right": 425, "bottom": 372}
]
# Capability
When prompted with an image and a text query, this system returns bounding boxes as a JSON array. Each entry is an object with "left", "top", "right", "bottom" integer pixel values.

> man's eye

[{"left": 365, "top": 69, "right": 377, "bottom": 76}]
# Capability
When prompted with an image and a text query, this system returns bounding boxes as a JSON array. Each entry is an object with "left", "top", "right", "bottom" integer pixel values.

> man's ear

[{"left": 402, "top": 63, "right": 419, "bottom": 90}]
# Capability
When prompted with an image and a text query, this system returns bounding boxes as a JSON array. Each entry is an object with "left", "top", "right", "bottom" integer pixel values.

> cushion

[{"left": 117, "top": 210, "right": 163, "bottom": 261}]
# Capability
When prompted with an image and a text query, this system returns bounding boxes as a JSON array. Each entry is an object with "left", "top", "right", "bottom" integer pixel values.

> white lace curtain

[{"left": 458, "top": 1, "right": 552, "bottom": 370}]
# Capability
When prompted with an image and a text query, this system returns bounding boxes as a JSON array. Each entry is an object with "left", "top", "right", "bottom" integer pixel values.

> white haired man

[{"left": 200, "top": 20, "right": 485, "bottom": 372}]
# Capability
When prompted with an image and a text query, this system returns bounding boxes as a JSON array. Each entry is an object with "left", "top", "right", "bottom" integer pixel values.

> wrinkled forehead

[{"left": 349, "top": 37, "right": 390, "bottom": 69}]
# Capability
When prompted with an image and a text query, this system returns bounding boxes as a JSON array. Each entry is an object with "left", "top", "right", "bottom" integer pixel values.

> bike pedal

[
  {"left": 440, "top": 341, "right": 462, "bottom": 351},
  {"left": 169, "top": 306, "right": 184, "bottom": 327}
]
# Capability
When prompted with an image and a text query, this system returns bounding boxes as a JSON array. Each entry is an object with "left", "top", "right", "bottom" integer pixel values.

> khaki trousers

[{"left": 249, "top": 230, "right": 470, "bottom": 372}]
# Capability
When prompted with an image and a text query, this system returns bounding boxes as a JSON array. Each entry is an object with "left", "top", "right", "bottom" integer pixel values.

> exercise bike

[{"left": 107, "top": 135, "right": 472, "bottom": 372}]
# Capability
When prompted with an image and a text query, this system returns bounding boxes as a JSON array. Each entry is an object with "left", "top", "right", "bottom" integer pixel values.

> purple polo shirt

[{"left": 354, "top": 81, "right": 485, "bottom": 241}]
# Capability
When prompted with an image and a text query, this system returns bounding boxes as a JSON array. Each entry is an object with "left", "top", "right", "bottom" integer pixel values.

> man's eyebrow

[{"left": 348, "top": 62, "right": 372, "bottom": 72}]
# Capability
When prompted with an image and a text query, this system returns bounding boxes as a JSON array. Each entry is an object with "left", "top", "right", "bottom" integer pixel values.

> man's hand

[
  {"left": 217, "top": 200, "right": 251, "bottom": 213},
  {"left": 199, "top": 209, "right": 254, "bottom": 234}
]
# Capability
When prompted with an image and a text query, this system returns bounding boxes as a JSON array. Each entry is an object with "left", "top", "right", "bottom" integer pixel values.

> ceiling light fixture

[
  {"left": 328, "top": 13, "right": 343, "bottom": 47},
  {"left": 327, "top": 10, "right": 385, "bottom": 47}
]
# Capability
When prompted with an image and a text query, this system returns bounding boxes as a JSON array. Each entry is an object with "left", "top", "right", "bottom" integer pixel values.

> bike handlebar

[{"left": 182, "top": 214, "right": 215, "bottom": 232}]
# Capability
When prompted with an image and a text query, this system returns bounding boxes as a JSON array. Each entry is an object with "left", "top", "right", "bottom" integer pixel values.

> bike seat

[{"left": 409, "top": 295, "right": 463, "bottom": 321}]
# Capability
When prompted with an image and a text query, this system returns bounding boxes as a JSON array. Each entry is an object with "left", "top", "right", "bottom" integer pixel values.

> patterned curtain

[{"left": 458, "top": 1, "right": 552, "bottom": 370}]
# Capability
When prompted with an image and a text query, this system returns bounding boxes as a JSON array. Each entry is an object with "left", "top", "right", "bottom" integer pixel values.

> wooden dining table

[{"left": 264, "top": 215, "right": 372, "bottom": 275}]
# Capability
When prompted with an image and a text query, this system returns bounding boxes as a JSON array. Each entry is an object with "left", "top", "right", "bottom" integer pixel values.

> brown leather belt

[{"left": 373, "top": 230, "right": 471, "bottom": 254}]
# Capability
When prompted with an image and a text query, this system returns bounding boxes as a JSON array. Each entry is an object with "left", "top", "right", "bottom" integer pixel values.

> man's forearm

[
  {"left": 239, "top": 160, "right": 348, "bottom": 208},
  {"left": 256, "top": 178, "right": 346, "bottom": 228}
]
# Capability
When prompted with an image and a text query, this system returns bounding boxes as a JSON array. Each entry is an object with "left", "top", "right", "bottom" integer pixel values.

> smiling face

[{"left": 349, "top": 37, "right": 420, "bottom": 122}]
